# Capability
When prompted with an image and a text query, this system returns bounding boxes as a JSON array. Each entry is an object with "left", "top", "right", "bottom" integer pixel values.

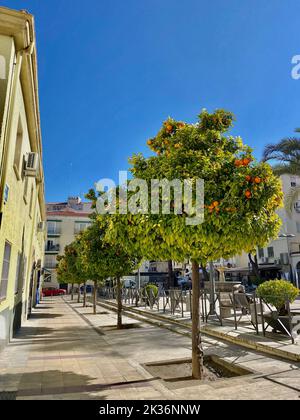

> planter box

[{"left": 263, "top": 312, "right": 294, "bottom": 335}]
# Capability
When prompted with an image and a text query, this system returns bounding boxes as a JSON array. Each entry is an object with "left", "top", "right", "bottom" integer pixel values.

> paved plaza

[{"left": 0, "top": 296, "right": 299, "bottom": 400}]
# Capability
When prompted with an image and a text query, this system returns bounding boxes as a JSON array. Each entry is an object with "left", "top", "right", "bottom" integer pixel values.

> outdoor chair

[
  {"left": 219, "top": 292, "right": 235, "bottom": 326},
  {"left": 231, "top": 292, "right": 259, "bottom": 333}
]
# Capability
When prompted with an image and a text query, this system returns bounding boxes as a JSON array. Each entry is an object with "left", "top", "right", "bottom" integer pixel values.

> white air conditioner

[
  {"left": 294, "top": 201, "right": 300, "bottom": 213},
  {"left": 37, "top": 221, "right": 46, "bottom": 232},
  {"left": 24, "top": 152, "right": 39, "bottom": 177}
]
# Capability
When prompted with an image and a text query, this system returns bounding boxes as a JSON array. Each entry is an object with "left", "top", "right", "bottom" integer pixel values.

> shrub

[
  {"left": 143, "top": 284, "right": 159, "bottom": 298},
  {"left": 257, "top": 280, "right": 299, "bottom": 313}
]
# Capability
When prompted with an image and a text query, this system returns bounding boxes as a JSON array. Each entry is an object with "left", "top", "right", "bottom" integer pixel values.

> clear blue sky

[{"left": 2, "top": 0, "right": 300, "bottom": 202}]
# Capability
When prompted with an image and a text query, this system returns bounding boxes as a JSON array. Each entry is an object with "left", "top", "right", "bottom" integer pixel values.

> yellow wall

[{"left": 0, "top": 32, "right": 45, "bottom": 347}]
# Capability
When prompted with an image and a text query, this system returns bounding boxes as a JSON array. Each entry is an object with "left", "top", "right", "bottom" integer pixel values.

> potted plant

[{"left": 257, "top": 280, "right": 299, "bottom": 334}]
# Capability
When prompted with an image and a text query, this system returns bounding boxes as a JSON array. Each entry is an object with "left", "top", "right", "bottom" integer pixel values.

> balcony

[{"left": 45, "top": 244, "right": 60, "bottom": 253}]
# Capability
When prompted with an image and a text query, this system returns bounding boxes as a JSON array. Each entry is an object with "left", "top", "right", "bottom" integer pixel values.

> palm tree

[{"left": 262, "top": 129, "right": 300, "bottom": 214}]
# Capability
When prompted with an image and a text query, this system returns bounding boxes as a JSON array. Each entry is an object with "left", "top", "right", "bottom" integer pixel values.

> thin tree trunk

[
  {"left": 248, "top": 253, "right": 260, "bottom": 282},
  {"left": 71, "top": 283, "right": 74, "bottom": 301},
  {"left": 116, "top": 277, "right": 122, "bottom": 329},
  {"left": 191, "top": 260, "right": 204, "bottom": 379},
  {"left": 167, "top": 260, "right": 174, "bottom": 289},
  {"left": 93, "top": 281, "right": 97, "bottom": 314},
  {"left": 83, "top": 281, "right": 87, "bottom": 307},
  {"left": 77, "top": 283, "right": 81, "bottom": 303}
]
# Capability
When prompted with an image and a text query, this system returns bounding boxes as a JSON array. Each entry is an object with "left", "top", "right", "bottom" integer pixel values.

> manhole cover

[{"left": 0, "top": 391, "right": 17, "bottom": 400}]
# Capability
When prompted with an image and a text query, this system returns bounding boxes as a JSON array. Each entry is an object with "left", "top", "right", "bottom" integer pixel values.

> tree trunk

[
  {"left": 116, "top": 277, "right": 122, "bottom": 329},
  {"left": 71, "top": 283, "right": 74, "bottom": 301},
  {"left": 248, "top": 253, "right": 260, "bottom": 282},
  {"left": 167, "top": 260, "right": 174, "bottom": 289},
  {"left": 83, "top": 282, "right": 87, "bottom": 307},
  {"left": 191, "top": 260, "right": 204, "bottom": 379},
  {"left": 77, "top": 283, "right": 81, "bottom": 303},
  {"left": 93, "top": 281, "right": 97, "bottom": 314}
]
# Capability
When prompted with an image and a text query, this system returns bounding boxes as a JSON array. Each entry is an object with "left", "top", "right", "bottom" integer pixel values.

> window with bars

[{"left": 0, "top": 242, "right": 12, "bottom": 300}]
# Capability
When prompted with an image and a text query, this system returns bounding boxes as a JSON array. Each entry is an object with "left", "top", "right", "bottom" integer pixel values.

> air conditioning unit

[
  {"left": 37, "top": 221, "right": 46, "bottom": 232},
  {"left": 24, "top": 152, "right": 39, "bottom": 177},
  {"left": 294, "top": 201, "right": 300, "bottom": 213}
]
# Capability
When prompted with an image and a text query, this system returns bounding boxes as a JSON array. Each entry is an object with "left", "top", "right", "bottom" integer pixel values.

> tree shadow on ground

[
  {"left": 29, "top": 313, "right": 63, "bottom": 319},
  {"left": 13, "top": 326, "right": 54, "bottom": 340},
  {"left": 0, "top": 369, "right": 153, "bottom": 400}
]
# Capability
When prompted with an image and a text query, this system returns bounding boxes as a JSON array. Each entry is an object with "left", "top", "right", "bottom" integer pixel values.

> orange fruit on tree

[
  {"left": 253, "top": 176, "right": 261, "bottom": 184},
  {"left": 234, "top": 159, "right": 242, "bottom": 167},
  {"left": 166, "top": 124, "right": 173, "bottom": 132},
  {"left": 213, "top": 201, "right": 219, "bottom": 207},
  {"left": 242, "top": 158, "right": 251, "bottom": 166},
  {"left": 245, "top": 175, "right": 251, "bottom": 182},
  {"left": 147, "top": 140, "right": 152, "bottom": 146},
  {"left": 245, "top": 190, "right": 252, "bottom": 199}
]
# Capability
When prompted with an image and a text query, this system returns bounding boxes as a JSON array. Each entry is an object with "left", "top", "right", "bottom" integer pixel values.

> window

[
  {"left": 47, "top": 221, "right": 61, "bottom": 235},
  {"left": 74, "top": 221, "right": 91, "bottom": 234},
  {"left": 44, "top": 255, "right": 57, "bottom": 269},
  {"left": 0, "top": 242, "right": 12, "bottom": 300},
  {"left": 291, "top": 177, "right": 297, "bottom": 187},
  {"left": 29, "top": 186, "right": 34, "bottom": 217},
  {"left": 258, "top": 248, "right": 264, "bottom": 259},
  {"left": 13, "top": 118, "right": 23, "bottom": 179},
  {"left": 14, "top": 252, "right": 21, "bottom": 294},
  {"left": 267, "top": 247, "right": 274, "bottom": 258}
]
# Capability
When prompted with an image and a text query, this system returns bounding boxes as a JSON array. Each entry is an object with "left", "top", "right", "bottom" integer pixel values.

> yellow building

[{"left": 0, "top": 7, "right": 46, "bottom": 349}]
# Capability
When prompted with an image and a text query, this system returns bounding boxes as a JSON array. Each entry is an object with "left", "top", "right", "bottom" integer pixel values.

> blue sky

[{"left": 2, "top": 0, "right": 300, "bottom": 202}]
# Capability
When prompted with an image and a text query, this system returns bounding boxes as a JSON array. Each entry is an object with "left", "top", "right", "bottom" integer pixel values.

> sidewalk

[{"left": 0, "top": 296, "right": 299, "bottom": 400}]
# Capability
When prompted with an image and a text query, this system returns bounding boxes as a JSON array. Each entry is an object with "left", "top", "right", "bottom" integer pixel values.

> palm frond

[
  {"left": 262, "top": 138, "right": 300, "bottom": 165},
  {"left": 284, "top": 186, "right": 300, "bottom": 216}
]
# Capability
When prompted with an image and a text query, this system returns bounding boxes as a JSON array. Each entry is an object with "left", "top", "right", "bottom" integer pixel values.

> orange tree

[
  {"left": 78, "top": 218, "right": 141, "bottom": 326},
  {"left": 101, "top": 109, "right": 283, "bottom": 378},
  {"left": 57, "top": 241, "right": 89, "bottom": 303}
]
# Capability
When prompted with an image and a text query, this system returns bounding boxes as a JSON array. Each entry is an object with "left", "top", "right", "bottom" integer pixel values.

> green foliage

[
  {"left": 104, "top": 109, "right": 283, "bottom": 264},
  {"left": 143, "top": 283, "right": 159, "bottom": 298},
  {"left": 56, "top": 241, "right": 88, "bottom": 285},
  {"left": 79, "top": 217, "right": 141, "bottom": 282},
  {"left": 257, "top": 280, "right": 299, "bottom": 311}
]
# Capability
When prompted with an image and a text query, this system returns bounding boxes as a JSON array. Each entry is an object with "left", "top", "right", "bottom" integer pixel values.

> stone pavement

[{"left": 0, "top": 296, "right": 299, "bottom": 400}]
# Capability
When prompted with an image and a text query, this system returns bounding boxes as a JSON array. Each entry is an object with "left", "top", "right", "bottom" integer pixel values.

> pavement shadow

[
  {"left": 1, "top": 369, "right": 151, "bottom": 399},
  {"left": 29, "top": 313, "right": 63, "bottom": 319}
]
